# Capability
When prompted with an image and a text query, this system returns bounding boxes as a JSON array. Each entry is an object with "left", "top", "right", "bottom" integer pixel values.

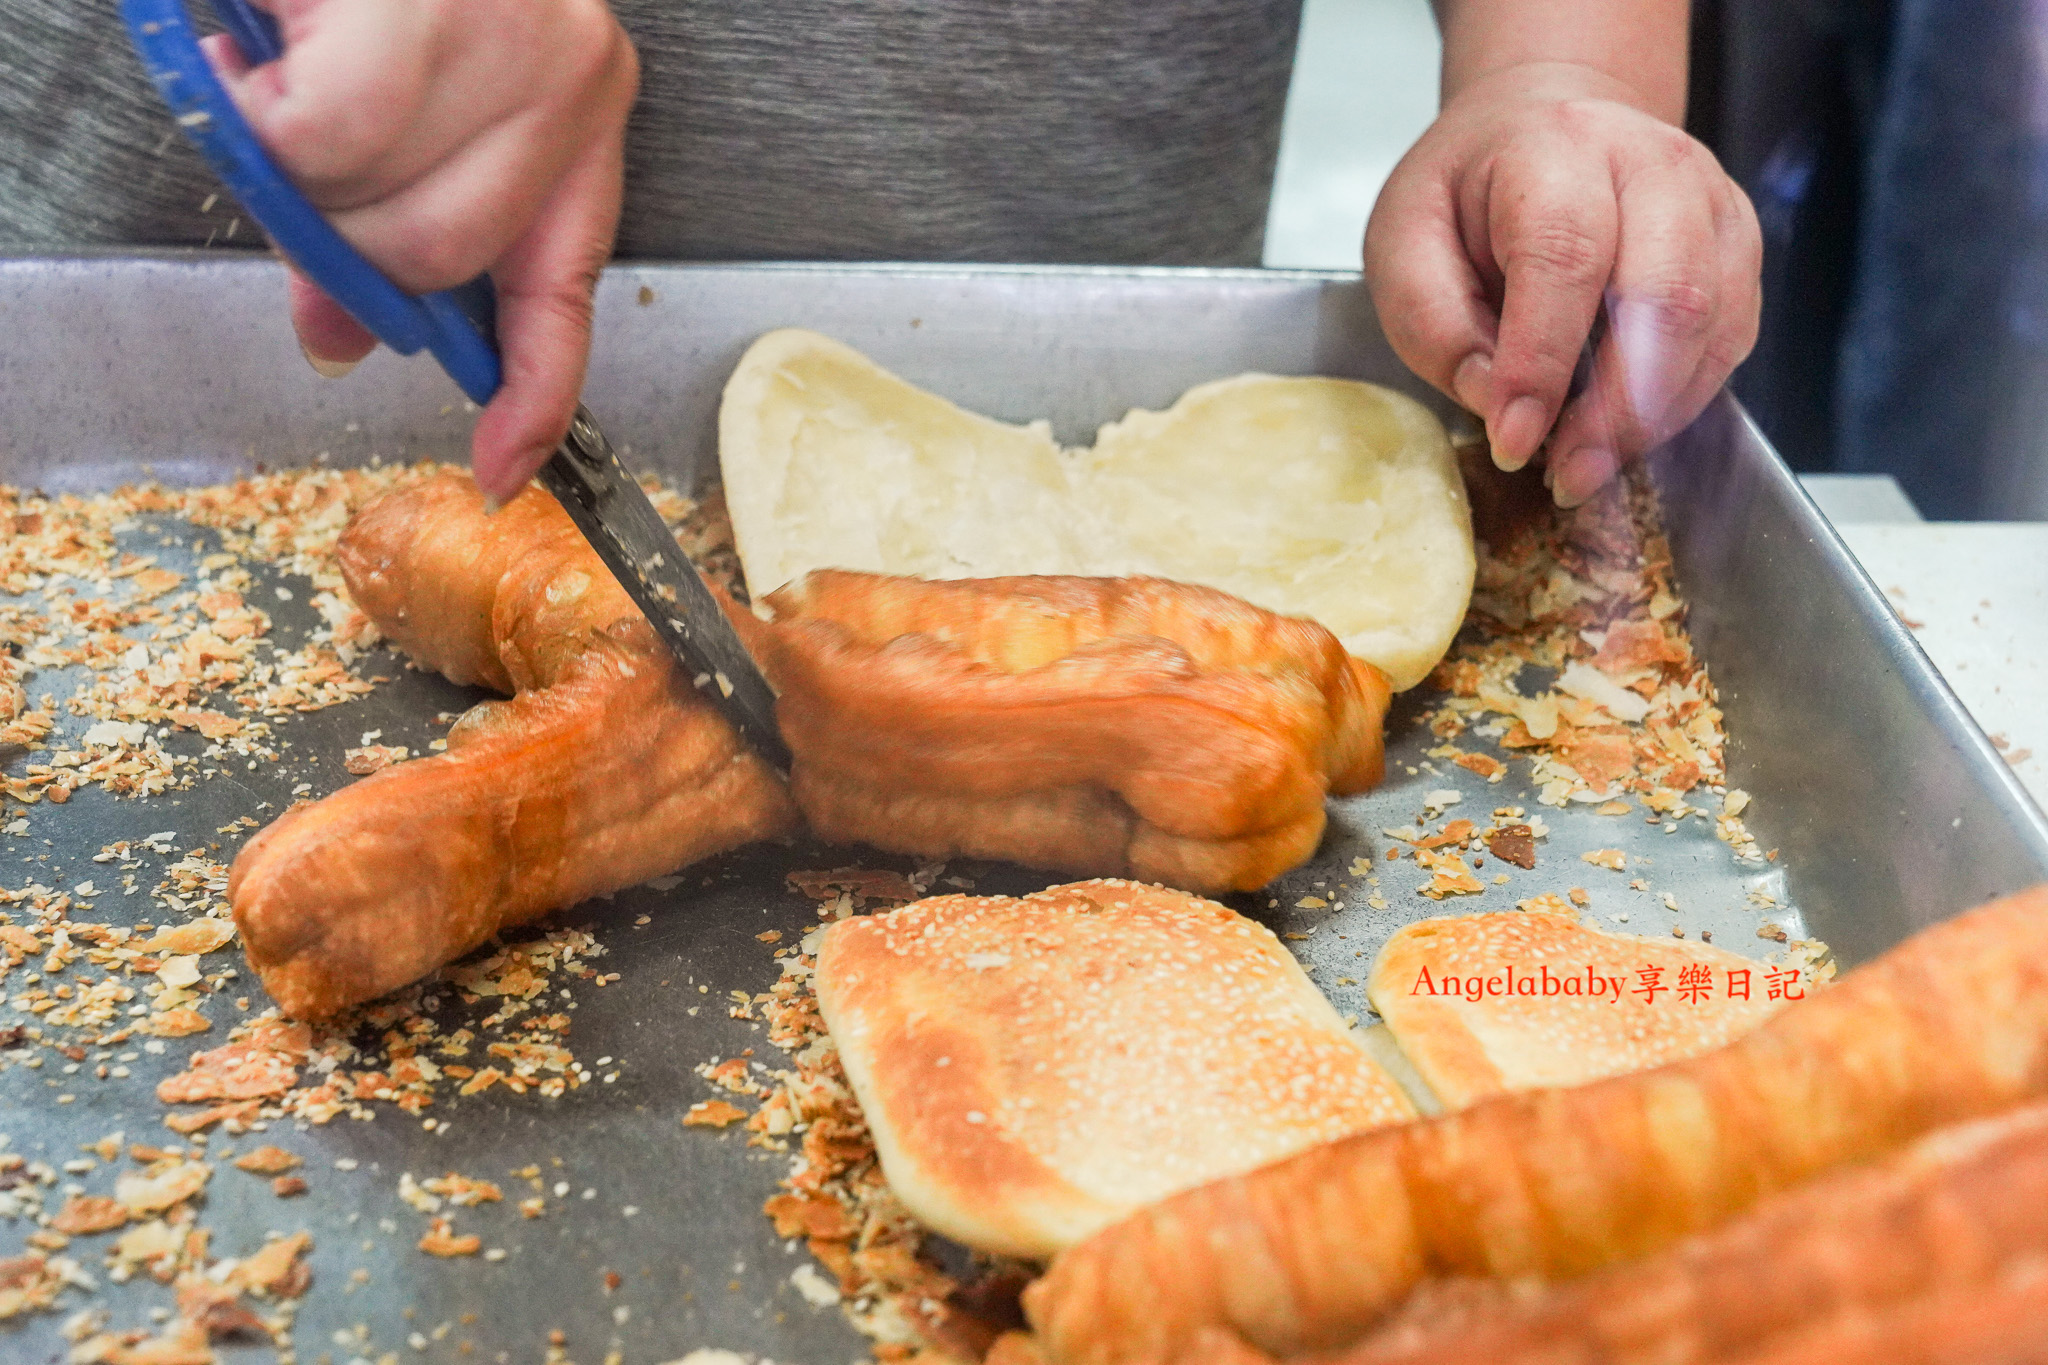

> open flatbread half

[{"left": 719, "top": 328, "right": 1475, "bottom": 691}]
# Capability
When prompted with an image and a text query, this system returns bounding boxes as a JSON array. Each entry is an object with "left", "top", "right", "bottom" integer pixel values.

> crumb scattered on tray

[
  {"left": 682, "top": 867, "right": 1032, "bottom": 1362},
  {"left": 1, "top": 461, "right": 1831, "bottom": 1357},
  {"left": 418, "top": 1217, "right": 482, "bottom": 1259},
  {"left": 1422, "top": 472, "right": 1763, "bottom": 864},
  {"left": 229, "top": 1145, "right": 297, "bottom": 1175}
]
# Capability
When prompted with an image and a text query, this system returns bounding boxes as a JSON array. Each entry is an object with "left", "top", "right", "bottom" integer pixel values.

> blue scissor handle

[
  {"left": 209, "top": 0, "right": 282, "bottom": 65},
  {"left": 122, "top": 0, "right": 504, "bottom": 407}
]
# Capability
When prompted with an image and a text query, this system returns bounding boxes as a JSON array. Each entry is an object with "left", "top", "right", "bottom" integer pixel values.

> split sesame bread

[
  {"left": 813, "top": 880, "right": 1418, "bottom": 1259},
  {"left": 718, "top": 328, "right": 1476, "bottom": 691},
  {"left": 1024, "top": 884, "right": 2048, "bottom": 1364},
  {"left": 1368, "top": 911, "right": 1790, "bottom": 1109}
]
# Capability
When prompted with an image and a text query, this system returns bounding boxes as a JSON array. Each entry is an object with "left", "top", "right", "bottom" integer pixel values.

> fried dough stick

[
  {"left": 229, "top": 474, "right": 796, "bottom": 1017},
  {"left": 1024, "top": 885, "right": 2048, "bottom": 1364},
  {"left": 1174, "top": 1100, "right": 2048, "bottom": 1365},
  {"left": 235, "top": 474, "right": 1390, "bottom": 1014},
  {"left": 738, "top": 570, "right": 1391, "bottom": 894}
]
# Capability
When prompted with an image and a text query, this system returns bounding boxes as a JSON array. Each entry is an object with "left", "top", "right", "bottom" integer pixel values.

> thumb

[{"left": 468, "top": 132, "right": 625, "bottom": 505}]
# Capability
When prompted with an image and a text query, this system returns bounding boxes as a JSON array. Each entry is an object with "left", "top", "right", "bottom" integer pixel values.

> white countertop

[{"left": 1803, "top": 475, "right": 2046, "bottom": 809}]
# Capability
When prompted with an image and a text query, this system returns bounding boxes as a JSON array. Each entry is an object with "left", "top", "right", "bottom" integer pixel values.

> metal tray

[{"left": 3, "top": 254, "right": 2044, "bottom": 1363}]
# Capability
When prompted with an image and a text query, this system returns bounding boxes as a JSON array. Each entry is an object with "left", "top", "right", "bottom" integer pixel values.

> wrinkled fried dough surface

[
  {"left": 1024, "top": 885, "right": 2048, "bottom": 1364},
  {"left": 740, "top": 570, "right": 1392, "bottom": 894},
  {"left": 230, "top": 475, "right": 796, "bottom": 1017},
  {"left": 234, "top": 471, "right": 1393, "bottom": 1015},
  {"left": 816, "top": 881, "right": 1417, "bottom": 1259},
  {"left": 1283, "top": 1101, "right": 2048, "bottom": 1365},
  {"left": 720, "top": 329, "right": 1474, "bottom": 690}
]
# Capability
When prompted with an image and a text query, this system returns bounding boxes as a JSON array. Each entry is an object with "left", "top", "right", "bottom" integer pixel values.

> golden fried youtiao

[
  {"left": 1024, "top": 886, "right": 2048, "bottom": 1364},
  {"left": 229, "top": 474, "right": 796, "bottom": 1017},
  {"left": 738, "top": 569, "right": 1391, "bottom": 894}
]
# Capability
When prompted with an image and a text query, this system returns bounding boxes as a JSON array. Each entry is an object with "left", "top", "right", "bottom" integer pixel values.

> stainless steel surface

[
  {"left": 1, "top": 253, "right": 2044, "bottom": 1361},
  {"left": 540, "top": 405, "right": 790, "bottom": 771},
  {"left": 1656, "top": 398, "right": 2048, "bottom": 965}
]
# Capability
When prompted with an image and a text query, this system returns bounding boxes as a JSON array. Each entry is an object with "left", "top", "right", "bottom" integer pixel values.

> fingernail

[
  {"left": 1552, "top": 447, "right": 1620, "bottom": 508},
  {"left": 1490, "top": 395, "right": 1548, "bottom": 472},
  {"left": 300, "top": 342, "right": 359, "bottom": 380},
  {"left": 476, "top": 478, "right": 524, "bottom": 512},
  {"left": 1451, "top": 352, "right": 1492, "bottom": 413},
  {"left": 473, "top": 458, "right": 533, "bottom": 512}
]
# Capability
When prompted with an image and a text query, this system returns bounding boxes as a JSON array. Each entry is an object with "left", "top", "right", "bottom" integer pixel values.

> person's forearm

[{"left": 1433, "top": 0, "right": 1689, "bottom": 124}]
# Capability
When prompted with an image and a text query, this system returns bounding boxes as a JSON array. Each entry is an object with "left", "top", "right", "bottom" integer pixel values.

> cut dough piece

[
  {"left": 719, "top": 329, "right": 1474, "bottom": 690},
  {"left": 1368, "top": 909, "right": 1791, "bottom": 1109},
  {"left": 231, "top": 474, "right": 795, "bottom": 1017},
  {"left": 737, "top": 570, "right": 1392, "bottom": 895},
  {"left": 815, "top": 880, "right": 1418, "bottom": 1258}
]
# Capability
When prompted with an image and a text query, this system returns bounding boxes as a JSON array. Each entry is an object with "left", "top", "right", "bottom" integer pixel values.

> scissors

[{"left": 122, "top": 0, "right": 793, "bottom": 772}]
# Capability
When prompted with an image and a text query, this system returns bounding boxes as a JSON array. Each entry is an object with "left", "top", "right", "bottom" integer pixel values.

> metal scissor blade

[{"left": 536, "top": 406, "right": 792, "bottom": 773}]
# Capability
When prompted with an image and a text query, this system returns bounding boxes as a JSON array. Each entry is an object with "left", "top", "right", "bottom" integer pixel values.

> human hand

[
  {"left": 204, "top": 0, "right": 639, "bottom": 504},
  {"left": 1364, "top": 62, "right": 1761, "bottom": 506}
]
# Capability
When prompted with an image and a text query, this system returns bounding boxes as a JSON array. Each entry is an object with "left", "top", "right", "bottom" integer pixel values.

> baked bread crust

[
  {"left": 718, "top": 329, "right": 1477, "bottom": 691},
  {"left": 816, "top": 879, "right": 1417, "bottom": 1259},
  {"left": 1024, "top": 885, "right": 2048, "bottom": 1363},
  {"left": 1367, "top": 911, "right": 1788, "bottom": 1108}
]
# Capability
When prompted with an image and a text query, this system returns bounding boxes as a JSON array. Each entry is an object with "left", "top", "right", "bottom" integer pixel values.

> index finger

[
  {"left": 1364, "top": 152, "right": 1506, "bottom": 419},
  {"left": 1478, "top": 139, "right": 1620, "bottom": 470},
  {"left": 467, "top": 129, "right": 625, "bottom": 505}
]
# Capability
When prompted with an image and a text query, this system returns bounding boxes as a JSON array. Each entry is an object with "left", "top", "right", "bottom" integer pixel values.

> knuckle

[
  {"left": 1491, "top": 350, "right": 1578, "bottom": 399},
  {"left": 262, "top": 109, "right": 382, "bottom": 193},
  {"left": 528, "top": 268, "right": 603, "bottom": 336},
  {"left": 1505, "top": 216, "right": 1607, "bottom": 287},
  {"left": 1651, "top": 123, "right": 1707, "bottom": 168},
  {"left": 1545, "top": 97, "right": 1605, "bottom": 139},
  {"left": 555, "top": 0, "right": 633, "bottom": 92},
  {"left": 1729, "top": 187, "right": 1765, "bottom": 263},
  {"left": 1635, "top": 277, "right": 1717, "bottom": 341},
  {"left": 264, "top": 74, "right": 437, "bottom": 202},
  {"left": 1704, "top": 322, "right": 1757, "bottom": 379}
]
